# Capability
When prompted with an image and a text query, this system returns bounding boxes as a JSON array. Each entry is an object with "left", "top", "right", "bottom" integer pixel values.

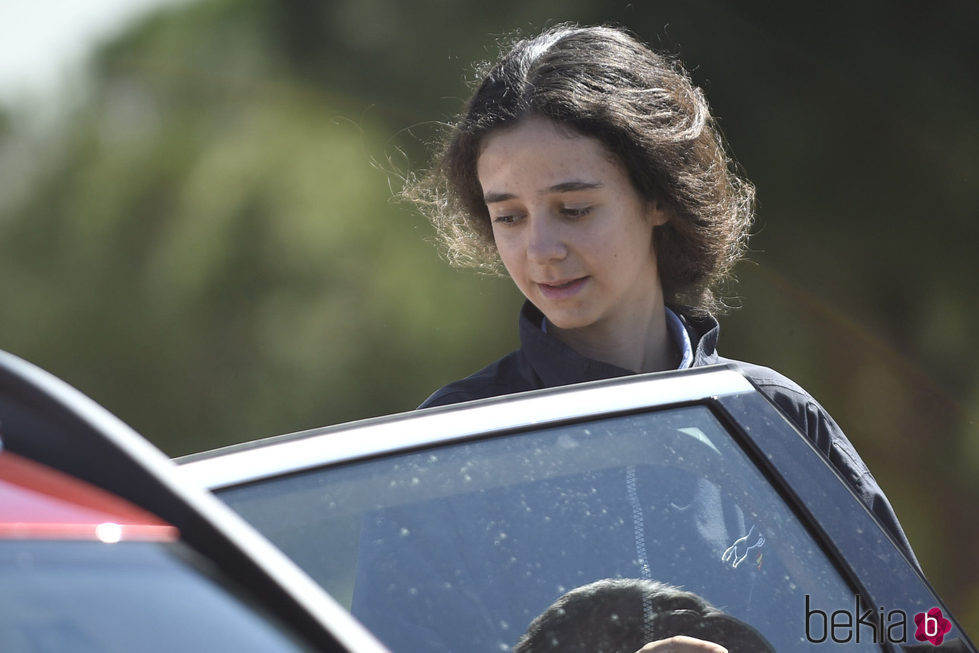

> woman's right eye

[{"left": 492, "top": 214, "right": 520, "bottom": 224}]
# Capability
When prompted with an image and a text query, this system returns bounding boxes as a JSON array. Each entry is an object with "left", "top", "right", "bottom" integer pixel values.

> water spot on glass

[
  {"left": 408, "top": 587, "right": 418, "bottom": 596},
  {"left": 410, "top": 477, "right": 420, "bottom": 486},
  {"left": 557, "top": 434, "right": 579, "bottom": 449},
  {"left": 399, "top": 527, "right": 411, "bottom": 537},
  {"left": 499, "top": 620, "right": 510, "bottom": 631}
]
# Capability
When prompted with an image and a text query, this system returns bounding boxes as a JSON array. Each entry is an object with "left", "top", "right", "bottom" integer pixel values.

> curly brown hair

[{"left": 405, "top": 24, "right": 755, "bottom": 315}]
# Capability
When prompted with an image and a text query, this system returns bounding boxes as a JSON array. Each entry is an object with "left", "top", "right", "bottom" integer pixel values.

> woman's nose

[{"left": 526, "top": 214, "right": 567, "bottom": 263}]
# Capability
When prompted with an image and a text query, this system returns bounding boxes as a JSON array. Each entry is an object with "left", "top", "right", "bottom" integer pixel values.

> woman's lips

[{"left": 536, "top": 277, "right": 588, "bottom": 300}]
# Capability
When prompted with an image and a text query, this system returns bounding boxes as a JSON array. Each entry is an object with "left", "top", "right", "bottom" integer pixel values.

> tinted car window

[
  {"left": 0, "top": 539, "right": 313, "bottom": 653},
  {"left": 219, "top": 405, "right": 879, "bottom": 652}
]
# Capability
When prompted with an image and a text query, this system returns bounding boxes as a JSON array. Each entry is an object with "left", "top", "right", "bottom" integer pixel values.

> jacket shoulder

[
  {"left": 719, "top": 358, "right": 920, "bottom": 568},
  {"left": 418, "top": 350, "right": 537, "bottom": 409},
  {"left": 720, "top": 358, "right": 852, "bottom": 460},
  {"left": 721, "top": 360, "right": 823, "bottom": 419}
]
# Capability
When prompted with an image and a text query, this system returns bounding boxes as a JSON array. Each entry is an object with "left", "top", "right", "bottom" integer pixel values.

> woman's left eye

[{"left": 560, "top": 206, "right": 592, "bottom": 218}]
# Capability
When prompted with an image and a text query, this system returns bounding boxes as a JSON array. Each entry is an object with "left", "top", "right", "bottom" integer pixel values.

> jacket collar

[
  {"left": 518, "top": 301, "right": 721, "bottom": 387},
  {"left": 685, "top": 311, "right": 721, "bottom": 367}
]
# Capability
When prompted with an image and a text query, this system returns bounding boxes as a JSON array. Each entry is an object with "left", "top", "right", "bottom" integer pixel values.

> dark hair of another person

[
  {"left": 513, "top": 578, "right": 775, "bottom": 653},
  {"left": 404, "top": 24, "right": 755, "bottom": 315}
]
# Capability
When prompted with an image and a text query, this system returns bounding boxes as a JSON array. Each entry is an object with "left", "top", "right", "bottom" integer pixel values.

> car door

[{"left": 179, "top": 366, "right": 974, "bottom": 653}]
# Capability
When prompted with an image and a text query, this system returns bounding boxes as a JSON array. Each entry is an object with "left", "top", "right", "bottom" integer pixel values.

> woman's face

[{"left": 477, "top": 116, "right": 668, "bottom": 336}]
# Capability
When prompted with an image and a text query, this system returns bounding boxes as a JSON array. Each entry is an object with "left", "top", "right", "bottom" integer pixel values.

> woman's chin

[{"left": 538, "top": 309, "right": 594, "bottom": 333}]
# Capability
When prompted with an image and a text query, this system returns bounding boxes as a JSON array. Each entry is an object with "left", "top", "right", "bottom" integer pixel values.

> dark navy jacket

[{"left": 419, "top": 301, "right": 917, "bottom": 567}]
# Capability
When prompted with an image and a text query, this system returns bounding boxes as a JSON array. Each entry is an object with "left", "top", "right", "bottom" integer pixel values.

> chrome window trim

[{"left": 178, "top": 367, "right": 753, "bottom": 491}]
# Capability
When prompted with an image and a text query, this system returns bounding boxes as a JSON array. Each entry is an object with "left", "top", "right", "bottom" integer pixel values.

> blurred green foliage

[{"left": 0, "top": 0, "right": 976, "bottom": 637}]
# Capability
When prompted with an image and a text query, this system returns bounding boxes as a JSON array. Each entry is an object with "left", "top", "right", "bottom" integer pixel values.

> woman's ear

[{"left": 645, "top": 199, "right": 671, "bottom": 227}]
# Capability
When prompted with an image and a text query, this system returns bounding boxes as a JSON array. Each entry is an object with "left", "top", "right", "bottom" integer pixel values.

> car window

[
  {"left": 217, "top": 405, "right": 879, "bottom": 652},
  {"left": 0, "top": 539, "right": 314, "bottom": 653}
]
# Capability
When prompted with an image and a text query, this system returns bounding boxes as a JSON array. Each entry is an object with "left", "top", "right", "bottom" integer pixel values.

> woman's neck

[{"left": 548, "top": 301, "right": 676, "bottom": 374}]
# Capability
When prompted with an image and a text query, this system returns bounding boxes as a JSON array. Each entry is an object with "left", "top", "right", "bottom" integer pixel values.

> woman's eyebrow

[
  {"left": 483, "top": 191, "right": 515, "bottom": 204},
  {"left": 547, "top": 181, "right": 604, "bottom": 194},
  {"left": 484, "top": 181, "right": 603, "bottom": 204}
]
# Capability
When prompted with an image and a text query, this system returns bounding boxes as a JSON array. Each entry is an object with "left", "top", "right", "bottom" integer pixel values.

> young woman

[
  {"left": 408, "top": 23, "right": 916, "bottom": 566},
  {"left": 352, "top": 24, "right": 918, "bottom": 653}
]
